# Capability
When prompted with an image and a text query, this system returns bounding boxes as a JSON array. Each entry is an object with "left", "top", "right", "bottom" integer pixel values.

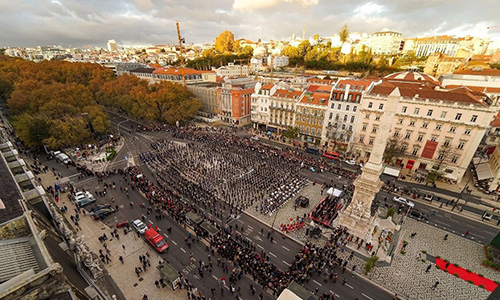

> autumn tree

[
  {"left": 215, "top": 31, "right": 235, "bottom": 53},
  {"left": 339, "top": 23, "right": 350, "bottom": 47},
  {"left": 383, "top": 136, "right": 405, "bottom": 165}
]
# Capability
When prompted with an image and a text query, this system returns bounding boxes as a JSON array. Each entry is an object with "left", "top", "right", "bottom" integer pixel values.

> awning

[
  {"left": 443, "top": 173, "right": 458, "bottom": 181},
  {"left": 383, "top": 166, "right": 401, "bottom": 177},
  {"left": 476, "top": 163, "right": 494, "bottom": 181},
  {"left": 327, "top": 187, "right": 342, "bottom": 197}
]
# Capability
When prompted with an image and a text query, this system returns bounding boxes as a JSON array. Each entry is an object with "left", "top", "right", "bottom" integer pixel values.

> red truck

[{"left": 144, "top": 226, "right": 168, "bottom": 253}]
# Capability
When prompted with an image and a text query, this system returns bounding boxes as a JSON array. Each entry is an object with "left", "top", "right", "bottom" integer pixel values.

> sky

[{"left": 1, "top": 0, "right": 500, "bottom": 48}]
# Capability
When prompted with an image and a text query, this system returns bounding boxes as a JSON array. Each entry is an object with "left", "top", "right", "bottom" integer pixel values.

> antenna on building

[{"left": 176, "top": 21, "right": 186, "bottom": 89}]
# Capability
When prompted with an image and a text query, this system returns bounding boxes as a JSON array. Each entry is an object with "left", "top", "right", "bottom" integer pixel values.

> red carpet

[{"left": 435, "top": 258, "right": 498, "bottom": 292}]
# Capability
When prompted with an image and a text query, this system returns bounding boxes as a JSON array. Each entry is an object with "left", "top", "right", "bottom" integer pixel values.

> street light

[{"left": 117, "top": 119, "right": 128, "bottom": 135}]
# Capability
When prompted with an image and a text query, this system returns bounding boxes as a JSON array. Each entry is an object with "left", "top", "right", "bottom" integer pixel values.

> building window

[
  {"left": 329, "top": 112, "right": 333, "bottom": 120},
  {"left": 438, "top": 152, "right": 445, "bottom": 160},
  {"left": 339, "top": 94, "right": 344, "bottom": 100},
  {"left": 405, "top": 132, "right": 411, "bottom": 139},
  {"left": 342, "top": 124, "right": 346, "bottom": 130},
  {"left": 471, "top": 115, "right": 478, "bottom": 122},
  {"left": 441, "top": 111, "right": 447, "bottom": 118},
  {"left": 398, "top": 118, "right": 403, "bottom": 124},
  {"left": 346, "top": 105, "right": 350, "bottom": 111},
  {"left": 401, "top": 145, "right": 407, "bottom": 153},
  {"left": 349, "top": 125, "right": 352, "bottom": 131},
  {"left": 417, "top": 134, "right": 423, "bottom": 142},
  {"left": 311, "top": 128, "right": 316, "bottom": 135},
  {"left": 368, "top": 102, "right": 373, "bottom": 108},
  {"left": 375, "top": 114, "right": 381, "bottom": 121},
  {"left": 412, "top": 148, "right": 419, "bottom": 156},
  {"left": 359, "top": 136, "right": 364, "bottom": 143},
  {"left": 450, "top": 126, "right": 456, "bottom": 133},
  {"left": 378, "top": 103, "right": 384, "bottom": 110},
  {"left": 410, "top": 120, "right": 416, "bottom": 126},
  {"left": 464, "top": 128, "right": 471, "bottom": 135},
  {"left": 451, "top": 155, "right": 458, "bottom": 164},
  {"left": 332, "top": 93, "right": 337, "bottom": 100},
  {"left": 365, "top": 113, "right": 370, "bottom": 119},
  {"left": 458, "top": 141, "right": 465, "bottom": 149},
  {"left": 355, "top": 95, "right": 360, "bottom": 102},
  {"left": 337, "top": 104, "right": 341, "bottom": 110},
  {"left": 372, "top": 126, "right": 378, "bottom": 133},
  {"left": 318, "top": 129, "right": 321, "bottom": 136},
  {"left": 444, "top": 139, "right": 450, "bottom": 147},
  {"left": 431, "top": 136, "right": 437, "bottom": 142},
  {"left": 353, "top": 106, "right": 357, "bottom": 112},
  {"left": 455, "top": 113, "right": 462, "bottom": 120},
  {"left": 414, "top": 108, "right": 420, "bottom": 115},
  {"left": 350, "top": 116, "right": 355, "bottom": 123},
  {"left": 436, "top": 124, "right": 442, "bottom": 130},
  {"left": 402, "top": 106, "right": 407, "bottom": 113},
  {"left": 362, "top": 124, "right": 367, "bottom": 131},
  {"left": 427, "top": 109, "right": 433, "bottom": 116},
  {"left": 394, "top": 130, "right": 400, "bottom": 137},
  {"left": 422, "top": 122, "right": 428, "bottom": 128},
  {"left": 369, "top": 138, "right": 374, "bottom": 145},
  {"left": 331, "top": 103, "right": 335, "bottom": 109}
]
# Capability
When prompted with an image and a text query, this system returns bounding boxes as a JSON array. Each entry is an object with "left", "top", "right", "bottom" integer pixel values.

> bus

[{"left": 322, "top": 151, "right": 339, "bottom": 160}]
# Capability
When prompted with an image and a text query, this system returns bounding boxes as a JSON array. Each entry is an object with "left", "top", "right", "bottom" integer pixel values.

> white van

[{"left": 56, "top": 152, "right": 71, "bottom": 164}]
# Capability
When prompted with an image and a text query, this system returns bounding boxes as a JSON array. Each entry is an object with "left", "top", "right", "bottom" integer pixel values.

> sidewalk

[{"left": 37, "top": 171, "right": 186, "bottom": 300}]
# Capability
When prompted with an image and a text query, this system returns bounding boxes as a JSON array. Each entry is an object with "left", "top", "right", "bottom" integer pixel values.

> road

[{"left": 42, "top": 110, "right": 499, "bottom": 299}]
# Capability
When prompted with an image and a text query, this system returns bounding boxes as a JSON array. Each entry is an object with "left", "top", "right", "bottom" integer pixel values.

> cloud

[
  {"left": 232, "top": 0, "right": 318, "bottom": 12},
  {"left": 0, "top": 0, "right": 499, "bottom": 48}
]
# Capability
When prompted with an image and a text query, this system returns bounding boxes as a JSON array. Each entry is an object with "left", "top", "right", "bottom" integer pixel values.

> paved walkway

[{"left": 37, "top": 171, "right": 186, "bottom": 300}]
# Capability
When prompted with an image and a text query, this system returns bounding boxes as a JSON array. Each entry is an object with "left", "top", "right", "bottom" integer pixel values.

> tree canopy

[{"left": 215, "top": 31, "right": 235, "bottom": 53}]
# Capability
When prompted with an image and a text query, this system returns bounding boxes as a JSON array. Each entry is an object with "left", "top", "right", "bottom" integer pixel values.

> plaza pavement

[
  {"left": 37, "top": 170, "right": 187, "bottom": 300},
  {"left": 246, "top": 178, "right": 498, "bottom": 300}
]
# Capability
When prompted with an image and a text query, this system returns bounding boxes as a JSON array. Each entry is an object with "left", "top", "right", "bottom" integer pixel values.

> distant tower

[
  {"left": 302, "top": 25, "right": 306, "bottom": 40},
  {"left": 292, "top": 33, "right": 296, "bottom": 41},
  {"left": 107, "top": 39, "right": 118, "bottom": 52}
]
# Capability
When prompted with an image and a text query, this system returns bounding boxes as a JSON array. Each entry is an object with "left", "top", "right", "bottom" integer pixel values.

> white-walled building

[
  {"left": 251, "top": 83, "right": 275, "bottom": 128},
  {"left": 323, "top": 79, "right": 378, "bottom": 153},
  {"left": 269, "top": 55, "right": 289, "bottom": 68},
  {"left": 212, "top": 63, "right": 250, "bottom": 77},
  {"left": 369, "top": 30, "right": 404, "bottom": 55},
  {"left": 352, "top": 71, "right": 499, "bottom": 183}
]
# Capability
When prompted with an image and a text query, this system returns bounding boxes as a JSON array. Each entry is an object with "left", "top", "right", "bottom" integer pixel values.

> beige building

[
  {"left": 415, "top": 36, "right": 460, "bottom": 57},
  {"left": 268, "top": 88, "right": 303, "bottom": 136},
  {"left": 424, "top": 52, "right": 465, "bottom": 78},
  {"left": 369, "top": 30, "right": 404, "bottom": 55},
  {"left": 295, "top": 85, "right": 332, "bottom": 146},
  {"left": 187, "top": 83, "right": 219, "bottom": 117},
  {"left": 353, "top": 71, "right": 499, "bottom": 183}
]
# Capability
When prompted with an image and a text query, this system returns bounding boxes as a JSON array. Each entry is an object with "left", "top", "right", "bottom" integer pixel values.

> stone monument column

[{"left": 337, "top": 88, "right": 401, "bottom": 241}]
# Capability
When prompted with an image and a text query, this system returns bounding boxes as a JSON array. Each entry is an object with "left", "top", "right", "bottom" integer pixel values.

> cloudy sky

[{"left": 1, "top": 0, "right": 499, "bottom": 48}]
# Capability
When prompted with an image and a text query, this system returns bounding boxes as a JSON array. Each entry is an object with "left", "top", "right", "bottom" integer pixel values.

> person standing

[
  {"left": 425, "top": 264, "right": 432, "bottom": 272},
  {"left": 432, "top": 280, "right": 440, "bottom": 290}
]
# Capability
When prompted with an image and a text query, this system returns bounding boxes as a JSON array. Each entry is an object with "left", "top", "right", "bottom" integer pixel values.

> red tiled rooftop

[
  {"left": 299, "top": 93, "right": 330, "bottom": 106},
  {"left": 261, "top": 83, "right": 274, "bottom": 90},
  {"left": 370, "top": 81, "right": 490, "bottom": 106},
  {"left": 153, "top": 67, "right": 204, "bottom": 75},
  {"left": 445, "top": 85, "right": 500, "bottom": 94},
  {"left": 453, "top": 68, "right": 500, "bottom": 76},
  {"left": 273, "top": 89, "right": 302, "bottom": 99},
  {"left": 335, "top": 79, "right": 375, "bottom": 91}
]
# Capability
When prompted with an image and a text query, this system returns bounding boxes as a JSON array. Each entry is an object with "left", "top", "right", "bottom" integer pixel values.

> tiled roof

[
  {"left": 490, "top": 111, "right": 500, "bottom": 127},
  {"left": 299, "top": 93, "right": 329, "bottom": 106},
  {"left": 370, "top": 81, "right": 490, "bottom": 106},
  {"left": 261, "top": 83, "right": 274, "bottom": 90},
  {"left": 273, "top": 89, "right": 302, "bottom": 99},
  {"left": 306, "top": 78, "right": 334, "bottom": 85},
  {"left": 453, "top": 68, "right": 500, "bottom": 76},
  {"left": 335, "top": 79, "right": 375, "bottom": 91},
  {"left": 384, "top": 71, "right": 440, "bottom": 85},
  {"left": 445, "top": 85, "right": 500, "bottom": 94},
  {"left": 153, "top": 67, "right": 204, "bottom": 75}
]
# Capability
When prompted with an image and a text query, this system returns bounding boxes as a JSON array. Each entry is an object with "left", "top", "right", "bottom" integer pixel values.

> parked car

[
  {"left": 345, "top": 159, "right": 356, "bottom": 166},
  {"left": 132, "top": 219, "right": 148, "bottom": 234},
  {"left": 393, "top": 196, "right": 415, "bottom": 207},
  {"left": 424, "top": 193, "right": 434, "bottom": 201},
  {"left": 89, "top": 204, "right": 112, "bottom": 213},
  {"left": 91, "top": 208, "right": 115, "bottom": 220},
  {"left": 409, "top": 209, "right": 428, "bottom": 220}
]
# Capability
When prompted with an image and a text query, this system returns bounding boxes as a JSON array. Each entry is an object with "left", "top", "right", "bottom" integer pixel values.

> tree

[
  {"left": 283, "top": 126, "right": 299, "bottom": 141},
  {"left": 12, "top": 114, "right": 51, "bottom": 148},
  {"left": 339, "top": 24, "right": 350, "bottom": 47},
  {"left": 383, "top": 136, "right": 405, "bottom": 165},
  {"left": 215, "top": 31, "right": 235, "bottom": 53},
  {"left": 428, "top": 143, "right": 458, "bottom": 182}
]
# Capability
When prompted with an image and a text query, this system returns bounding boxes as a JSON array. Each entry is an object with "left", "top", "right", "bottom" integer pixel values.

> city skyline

[{"left": 1, "top": 0, "right": 499, "bottom": 48}]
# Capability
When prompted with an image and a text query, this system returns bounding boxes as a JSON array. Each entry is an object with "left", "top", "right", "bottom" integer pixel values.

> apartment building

[
  {"left": 423, "top": 52, "right": 465, "bottom": 78},
  {"left": 353, "top": 71, "right": 499, "bottom": 183},
  {"left": 268, "top": 88, "right": 303, "bottom": 135},
  {"left": 324, "top": 79, "right": 377, "bottom": 153},
  {"left": 295, "top": 85, "right": 332, "bottom": 146},
  {"left": 217, "top": 77, "right": 256, "bottom": 126},
  {"left": 251, "top": 83, "right": 275, "bottom": 129},
  {"left": 369, "top": 30, "right": 404, "bottom": 55},
  {"left": 415, "top": 36, "right": 460, "bottom": 57}
]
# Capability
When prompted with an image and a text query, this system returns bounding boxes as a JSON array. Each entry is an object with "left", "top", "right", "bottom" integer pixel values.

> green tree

[
  {"left": 12, "top": 114, "right": 51, "bottom": 148},
  {"left": 283, "top": 126, "right": 299, "bottom": 141},
  {"left": 215, "top": 31, "right": 235, "bottom": 53},
  {"left": 383, "top": 136, "right": 405, "bottom": 165}
]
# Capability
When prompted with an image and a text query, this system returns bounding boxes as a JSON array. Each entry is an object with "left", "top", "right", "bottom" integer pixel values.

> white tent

[{"left": 327, "top": 187, "right": 342, "bottom": 197}]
